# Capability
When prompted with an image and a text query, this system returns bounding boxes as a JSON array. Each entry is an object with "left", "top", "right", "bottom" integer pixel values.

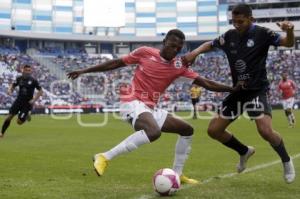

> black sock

[
  {"left": 223, "top": 135, "right": 249, "bottom": 156},
  {"left": 271, "top": 140, "right": 290, "bottom": 163},
  {"left": 284, "top": 110, "right": 289, "bottom": 117},
  {"left": 1, "top": 119, "right": 11, "bottom": 135}
]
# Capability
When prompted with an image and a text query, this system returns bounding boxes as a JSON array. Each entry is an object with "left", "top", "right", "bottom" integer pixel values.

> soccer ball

[{"left": 152, "top": 168, "right": 180, "bottom": 196}]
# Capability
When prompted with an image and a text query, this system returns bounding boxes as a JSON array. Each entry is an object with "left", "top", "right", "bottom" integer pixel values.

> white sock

[
  {"left": 288, "top": 114, "right": 293, "bottom": 124},
  {"left": 172, "top": 135, "right": 193, "bottom": 176},
  {"left": 291, "top": 113, "right": 295, "bottom": 123},
  {"left": 102, "top": 130, "right": 150, "bottom": 160}
]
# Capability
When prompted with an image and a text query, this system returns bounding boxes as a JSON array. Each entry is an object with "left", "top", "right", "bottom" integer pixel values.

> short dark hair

[
  {"left": 23, "top": 64, "right": 31, "bottom": 68},
  {"left": 232, "top": 3, "right": 252, "bottom": 17},
  {"left": 165, "top": 29, "right": 185, "bottom": 41}
]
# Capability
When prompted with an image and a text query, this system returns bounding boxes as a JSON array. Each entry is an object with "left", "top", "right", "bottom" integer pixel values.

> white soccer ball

[{"left": 152, "top": 168, "right": 181, "bottom": 196}]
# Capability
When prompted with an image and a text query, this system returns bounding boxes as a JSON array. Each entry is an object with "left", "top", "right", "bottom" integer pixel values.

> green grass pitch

[{"left": 0, "top": 110, "right": 299, "bottom": 199}]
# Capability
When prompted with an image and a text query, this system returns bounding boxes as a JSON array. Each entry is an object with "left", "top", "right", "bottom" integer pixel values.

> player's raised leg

[
  {"left": 255, "top": 115, "right": 295, "bottom": 183},
  {"left": 16, "top": 103, "right": 32, "bottom": 125},
  {"left": 1, "top": 114, "right": 15, "bottom": 138},
  {"left": 161, "top": 114, "right": 199, "bottom": 184},
  {"left": 93, "top": 112, "right": 159, "bottom": 176},
  {"left": 207, "top": 115, "right": 255, "bottom": 173},
  {"left": 1, "top": 99, "right": 20, "bottom": 138}
]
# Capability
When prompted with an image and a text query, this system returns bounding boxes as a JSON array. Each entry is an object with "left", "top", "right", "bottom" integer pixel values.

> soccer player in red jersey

[
  {"left": 68, "top": 29, "right": 238, "bottom": 184},
  {"left": 278, "top": 73, "right": 297, "bottom": 127}
]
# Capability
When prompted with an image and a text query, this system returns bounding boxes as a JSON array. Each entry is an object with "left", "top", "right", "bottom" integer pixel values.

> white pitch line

[{"left": 136, "top": 153, "right": 300, "bottom": 199}]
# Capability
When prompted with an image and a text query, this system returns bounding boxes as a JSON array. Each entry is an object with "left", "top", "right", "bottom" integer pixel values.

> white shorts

[
  {"left": 282, "top": 97, "right": 295, "bottom": 110},
  {"left": 119, "top": 100, "right": 168, "bottom": 129}
]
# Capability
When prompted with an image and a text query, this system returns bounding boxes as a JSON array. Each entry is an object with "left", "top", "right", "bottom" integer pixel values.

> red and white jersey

[
  {"left": 278, "top": 79, "right": 296, "bottom": 99},
  {"left": 121, "top": 46, "right": 199, "bottom": 108}
]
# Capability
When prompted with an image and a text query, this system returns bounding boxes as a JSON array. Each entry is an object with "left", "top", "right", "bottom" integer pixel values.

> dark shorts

[
  {"left": 219, "top": 90, "right": 272, "bottom": 121},
  {"left": 9, "top": 100, "right": 32, "bottom": 122},
  {"left": 191, "top": 98, "right": 199, "bottom": 105}
]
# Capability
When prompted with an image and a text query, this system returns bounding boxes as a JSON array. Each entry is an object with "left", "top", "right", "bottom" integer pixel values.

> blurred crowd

[
  {"left": 0, "top": 46, "right": 85, "bottom": 108},
  {"left": 1, "top": 45, "right": 299, "bottom": 109},
  {"left": 1, "top": 50, "right": 53, "bottom": 107},
  {"left": 37, "top": 46, "right": 86, "bottom": 57}
]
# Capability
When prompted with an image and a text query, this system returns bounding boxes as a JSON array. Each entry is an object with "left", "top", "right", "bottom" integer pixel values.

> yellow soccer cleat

[
  {"left": 180, "top": 174, "right": 200, "bottom": 185},
  {"left": 93, "top": 154, "right": 109, "bottom": 176}
]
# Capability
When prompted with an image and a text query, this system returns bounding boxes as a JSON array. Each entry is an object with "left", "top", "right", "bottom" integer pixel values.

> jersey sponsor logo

[
  {"left": 174, "top": 58, "right": 182, "bottom": 69},
  {"left": 235, "top": 59, "right": 250, "bottom": 80},
  {"left": 149, "top": 56, "right": 157, "bottom": 62},
  {"left": 235, "top": 59, "right": 247, "bottom": 73},
  {"left": 238, "top": 74, "right": 250, "bottom": 81},
  {"left": 247, "top": 39, "right": 254, "bottom": 47}
]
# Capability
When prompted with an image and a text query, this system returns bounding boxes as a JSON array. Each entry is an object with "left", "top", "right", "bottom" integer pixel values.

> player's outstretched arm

[
  {"left": 193, "top": 76, "right": 239, "bottom": 93},
  {"left": 277, "top": 21, "right": 294, "bottom": 47},
  {"left": 182, "top": 41, "right": 213, "bottom": 65},
  {"left": 67, "top": 58, "right": 126, "bottom": 80}
]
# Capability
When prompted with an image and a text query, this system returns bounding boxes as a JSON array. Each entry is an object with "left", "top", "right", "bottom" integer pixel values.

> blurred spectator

[{"left": 1, "top": 45, "right": 299, "bottom": 109}]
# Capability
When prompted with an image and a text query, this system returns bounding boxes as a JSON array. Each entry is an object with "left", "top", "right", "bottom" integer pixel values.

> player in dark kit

[
  {"left": 184, "top": 4, "right": 295, "bottom": 183},
  {"left": 1, "top": 65, "right": 43, "bottom": 138}
]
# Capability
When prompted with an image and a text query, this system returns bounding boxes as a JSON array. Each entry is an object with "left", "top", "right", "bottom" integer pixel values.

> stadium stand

[{"left": 1, "top": 44, "right": 299, "bottom": 110}]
